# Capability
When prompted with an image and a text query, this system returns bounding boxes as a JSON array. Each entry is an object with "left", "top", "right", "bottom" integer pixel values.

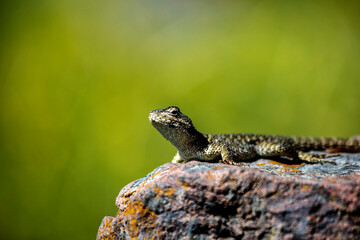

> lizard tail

[{"left": 291, "top": 136, "right": 360, "bottom": 152}]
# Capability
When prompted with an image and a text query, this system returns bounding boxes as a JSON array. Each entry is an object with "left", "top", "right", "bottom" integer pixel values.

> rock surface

[{"left": 97, "top": 153, "right": 360, "bottom": 240}]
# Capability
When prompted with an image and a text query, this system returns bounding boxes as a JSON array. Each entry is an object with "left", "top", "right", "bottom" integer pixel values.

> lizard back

[{"left": 208, "top": 133, "right": 360, "bottom": 152}]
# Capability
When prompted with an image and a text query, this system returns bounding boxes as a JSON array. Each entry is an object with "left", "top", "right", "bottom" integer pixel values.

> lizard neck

[{"left": 161, "top": 126, "right": 209, "bottom": 155}]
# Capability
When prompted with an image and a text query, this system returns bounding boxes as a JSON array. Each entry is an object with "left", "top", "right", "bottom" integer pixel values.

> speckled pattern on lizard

[{"left": 149, "top": 106, "right": 360, "bottom": 166}]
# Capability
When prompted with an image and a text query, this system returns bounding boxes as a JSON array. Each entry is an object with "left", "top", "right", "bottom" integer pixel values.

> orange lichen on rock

[
  {"left": 256, "top": 162, "right": 266, "bottom": 167},
  {"left": 268, "top": 160, "right": 303, "bottom": 173},
  {"left": 96, "top": 217, "right": 115, "bottom": 240},
  {"left": 152, "top": 185, "right": 175, "bottom": 197},
  {"left": 119, "top": 200, "right": 158, "bottom": 238}
]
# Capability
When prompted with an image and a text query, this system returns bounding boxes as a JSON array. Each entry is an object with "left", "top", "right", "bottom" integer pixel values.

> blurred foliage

[{"left": 0, "top": 0, "right": 359, "bottom": 239}]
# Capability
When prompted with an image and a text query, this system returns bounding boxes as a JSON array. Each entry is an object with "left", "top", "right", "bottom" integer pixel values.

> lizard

[{"left": 149, "top": 106, "right": 360, "bottom": 166}]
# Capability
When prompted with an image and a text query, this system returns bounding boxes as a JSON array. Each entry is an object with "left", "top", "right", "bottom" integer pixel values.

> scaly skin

[{"left": 149, "top": 106, "right": 360, "bottom": 165}]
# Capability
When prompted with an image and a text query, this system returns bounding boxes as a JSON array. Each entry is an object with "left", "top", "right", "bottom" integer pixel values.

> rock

[{"left": 97, "top": 153, "right": 360, "bottom": 240}]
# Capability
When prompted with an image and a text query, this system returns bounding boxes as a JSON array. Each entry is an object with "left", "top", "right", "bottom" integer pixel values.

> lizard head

[
  {"left": 149, "top": 106, "right": 208, "bottom": 154},
  {"left": 149, "top": 106, "right": 193, "bottom": 131}
]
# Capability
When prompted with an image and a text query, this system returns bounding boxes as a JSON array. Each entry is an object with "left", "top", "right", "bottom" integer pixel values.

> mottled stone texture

[{"left": 97, "top": 153, "right": 360, "bottom": 240}]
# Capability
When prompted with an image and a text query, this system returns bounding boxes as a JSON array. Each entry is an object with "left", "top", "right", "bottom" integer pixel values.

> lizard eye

[
  {"left": 168, "top": 108, "right": 179, "bottom": 115},
  {"left": 170, "top": 110, "right": 178, "bottom": 114}
]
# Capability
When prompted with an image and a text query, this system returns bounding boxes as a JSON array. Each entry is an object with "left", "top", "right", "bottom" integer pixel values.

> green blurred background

[{"left": 1, "top": 0, "right": 359, "bottom": 239}]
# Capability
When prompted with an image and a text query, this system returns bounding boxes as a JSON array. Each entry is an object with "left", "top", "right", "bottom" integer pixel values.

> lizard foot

[
  {"left": 220, "top": 159, "right": 249, "bottom": 167},
  {"left": 298, "top": 151, "right": 337, "bottom": 165}
]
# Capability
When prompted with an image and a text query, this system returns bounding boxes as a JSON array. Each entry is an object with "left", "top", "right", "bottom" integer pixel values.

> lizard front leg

[
  {"left": 172, "top": 151, "right": 186, "bottom": 163},
  {"left": 219, "top": 144, "right": 256, "bottom": 166}
]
